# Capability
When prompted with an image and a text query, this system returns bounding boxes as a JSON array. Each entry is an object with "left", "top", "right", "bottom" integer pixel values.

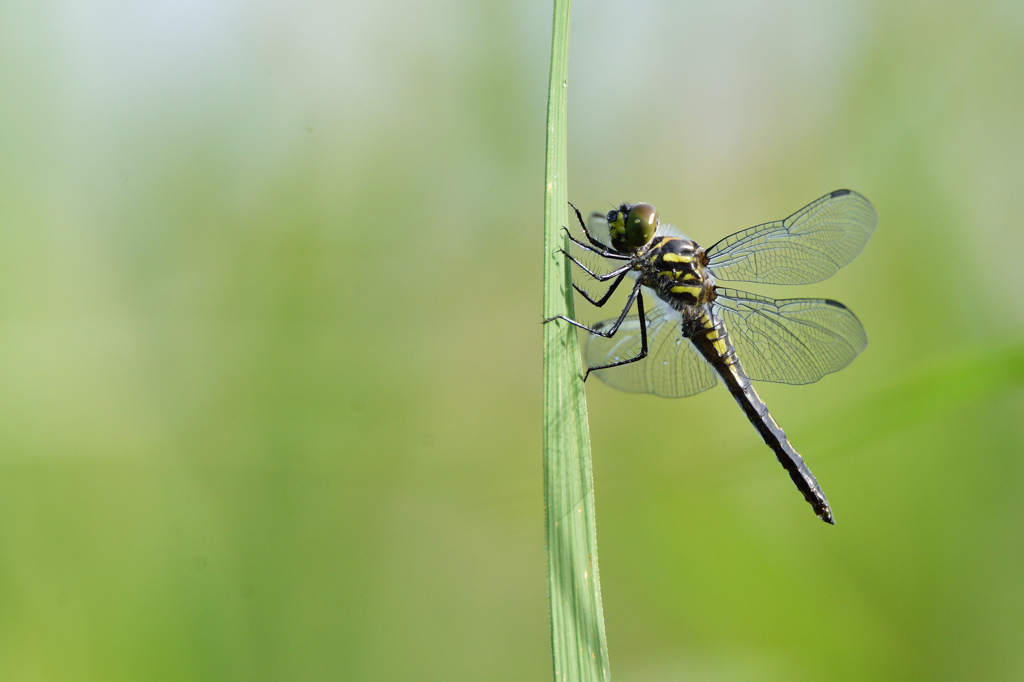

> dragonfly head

[{"left": 608, "top": 203, "right": 658, "bottom": 253}]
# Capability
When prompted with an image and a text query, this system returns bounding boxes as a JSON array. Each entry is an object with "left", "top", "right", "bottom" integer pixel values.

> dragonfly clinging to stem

[{"left": 544, "top": 189, "right": 876, "bottom": 523}]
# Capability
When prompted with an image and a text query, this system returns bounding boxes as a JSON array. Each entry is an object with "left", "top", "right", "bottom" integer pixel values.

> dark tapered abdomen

[{"left": 686, "top": 308, "right": 834, "bottom": 524}]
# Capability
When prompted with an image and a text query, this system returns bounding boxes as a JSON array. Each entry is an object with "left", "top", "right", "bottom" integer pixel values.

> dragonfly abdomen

[{"left": 686, "top": 308, "right": 834, "bottom": 524}]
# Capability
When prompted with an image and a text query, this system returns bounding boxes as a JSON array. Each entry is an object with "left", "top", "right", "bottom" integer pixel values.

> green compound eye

[
  {"left": 607, "top": 203, "right": 658, "bottom": 252},
  {"left": 624, "top": 203, "right": 658, "bottom": 247}
]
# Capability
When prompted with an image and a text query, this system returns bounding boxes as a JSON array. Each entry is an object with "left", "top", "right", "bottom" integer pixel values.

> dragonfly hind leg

[{"left": 581, "top": 291, "right": 649, "bottom": 381}]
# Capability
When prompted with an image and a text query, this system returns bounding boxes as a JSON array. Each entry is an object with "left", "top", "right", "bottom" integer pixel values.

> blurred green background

[{"left": 1, "top": 0, "right": 1023, "bottom": 680}]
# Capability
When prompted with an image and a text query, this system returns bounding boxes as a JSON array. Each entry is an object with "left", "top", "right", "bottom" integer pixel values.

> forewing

[
  {"left": 714, "top": 288, "right": 867, "bottom": 385},
  {"left": 585, "top": 300, "right": 718, "bottom": 397},
  {"left": 706, "top": 189, "right": 876, "bottom": 285},
  {"left": 586, "top": 210, "right": 612, "bottom": 243}
]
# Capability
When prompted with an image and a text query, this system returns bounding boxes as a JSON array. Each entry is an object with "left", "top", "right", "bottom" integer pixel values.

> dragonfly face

[{"left": 545, "top": 189, "right": 877, "bottom": 524}]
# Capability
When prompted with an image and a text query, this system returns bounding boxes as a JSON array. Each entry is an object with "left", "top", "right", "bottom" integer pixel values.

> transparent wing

[
  {"left": 586, "top": 210, "right": 612, "bottom": 243},
  {"left": 585, "top": 299, "right": 718, "bottom": 397},
  {"left": 714, "top": 288, "right": 867, "bottom": 385},
  {"left": 706, "top": 189, "right": 876, "bottom": 285}
]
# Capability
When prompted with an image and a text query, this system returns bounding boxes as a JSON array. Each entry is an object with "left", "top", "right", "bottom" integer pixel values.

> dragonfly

[{"left": 545, "top": 189, "right": 876, "bottom": 524}]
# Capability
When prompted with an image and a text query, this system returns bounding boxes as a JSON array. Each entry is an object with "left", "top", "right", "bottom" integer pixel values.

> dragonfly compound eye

[
  {"left": 625, "top": 204, "right": 658, "bottom": 247},
  {"left": 607, "top": 203, "right": 658, "bottom": 252}
]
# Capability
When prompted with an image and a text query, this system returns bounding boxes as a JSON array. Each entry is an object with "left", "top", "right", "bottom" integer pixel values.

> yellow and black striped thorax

[{"left": 640, "top": 236, "right": 715, "bottom": 308}]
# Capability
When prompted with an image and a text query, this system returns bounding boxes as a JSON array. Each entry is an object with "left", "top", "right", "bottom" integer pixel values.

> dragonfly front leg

[
  {"left": 561, "top": 228, "right": 629, "bottom": 261},
  {"left": 569, "top": 201, "right": 620, "bottom": 254}
]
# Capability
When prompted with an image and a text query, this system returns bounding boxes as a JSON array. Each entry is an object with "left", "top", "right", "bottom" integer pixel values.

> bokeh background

[{"left": 1, "top": 0, "right": 1023, "bottom": 680}]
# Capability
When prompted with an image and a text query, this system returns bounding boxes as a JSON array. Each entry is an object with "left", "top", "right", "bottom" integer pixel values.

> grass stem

[{"left": 541, "top": 1, "right": 611, "bottom": 679}]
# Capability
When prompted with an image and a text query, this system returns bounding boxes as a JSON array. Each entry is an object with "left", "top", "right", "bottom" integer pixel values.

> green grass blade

[{"left": 541, "top": 0, "right": 611, "bottom": 680}]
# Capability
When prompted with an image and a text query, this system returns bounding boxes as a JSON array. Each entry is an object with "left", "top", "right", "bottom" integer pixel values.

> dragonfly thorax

[{"left": 637, "top": 236, "right": 716, "bottom": 310}]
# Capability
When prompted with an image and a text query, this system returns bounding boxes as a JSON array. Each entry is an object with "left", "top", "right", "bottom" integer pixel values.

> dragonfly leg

[
  {"left": 573, "top": 270, "right": 628, "bottom": 307},
  {"left": 543, "top": 281, "right": 641, "bottom": 337},
  {"left": 569, "top": 201, "right": 618, "bottom": 253},
  {"left": 559, "top": 251, "right": 630, "bottom": 282},
  {"left": 583, "top": 291, "right": 649, "bottom": 381},
  {"left": 561, "top": 227, "right": 628, "bottom": 261}
]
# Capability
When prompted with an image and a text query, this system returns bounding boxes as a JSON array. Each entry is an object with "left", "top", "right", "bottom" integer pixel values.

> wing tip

[{"left": 828, "top": 188, "right": 877, "bottom": 222}]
